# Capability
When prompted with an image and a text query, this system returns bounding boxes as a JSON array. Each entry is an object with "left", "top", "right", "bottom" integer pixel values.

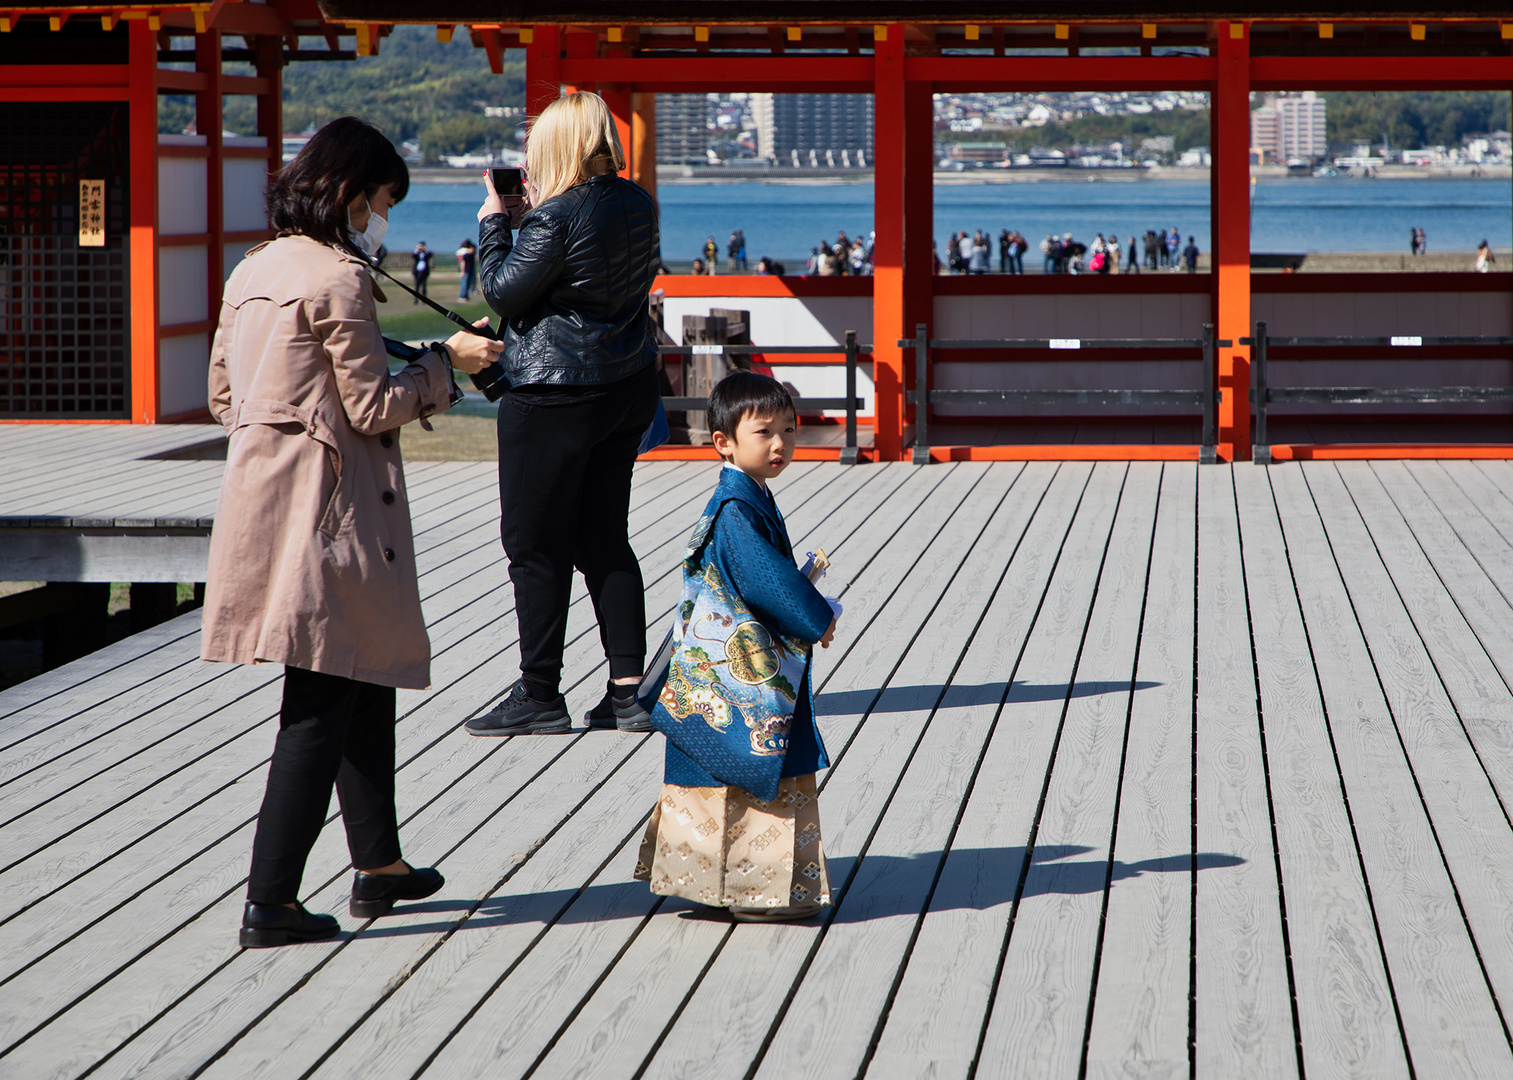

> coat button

[
  {"left": 380, "top": 434, "right": 394, "bottom": 448},
  {"left": 382, "top": 490, "right": 395, "bottom": 505},
  {"left": 384, "top": 548, "right": 396, "bottom": 561}
]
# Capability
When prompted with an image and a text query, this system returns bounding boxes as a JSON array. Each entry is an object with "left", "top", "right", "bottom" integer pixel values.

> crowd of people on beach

[
  {"left": 690, "top": 228, "right": 875, "bottom": 277},
  {"left": 938, "top": 225, "right": 1200, "bottom": 274},
  {"left": 689, "top": 224, "right": 1202, "bottom": 276}
]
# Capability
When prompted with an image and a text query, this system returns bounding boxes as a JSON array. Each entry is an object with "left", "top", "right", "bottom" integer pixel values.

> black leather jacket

[{"left": 479, "top": 174, "right": 660, "bottom": 388}]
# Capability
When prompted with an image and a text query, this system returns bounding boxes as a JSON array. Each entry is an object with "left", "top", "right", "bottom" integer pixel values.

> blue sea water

[{"left": 384, "top": 175, "right": 1512, "bottom": 265}]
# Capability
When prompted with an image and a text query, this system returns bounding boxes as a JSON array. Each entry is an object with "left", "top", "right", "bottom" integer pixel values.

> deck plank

[
  {"left": 1193, "top": 465, "right": 1297, "bottom": 1078},
  {"left": 1395, "top": 461, "right": 1513, "bottom": 809},
  {"left": 1233, "top": 464, "right": 1408, "bottom": 1078},
  {"left": 1083, "top": 463, "right": 1197, "bottom": 1078},
  {"left": 1327, "top": 463, "right": 1513, "bottom": 1025},
  {"left": 1276, "top": 463, "right": 1513, "bottom": 1077}
]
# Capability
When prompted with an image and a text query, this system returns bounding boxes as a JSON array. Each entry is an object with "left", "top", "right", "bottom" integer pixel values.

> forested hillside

[
  {"left": 1325, "top": 91, "right": 1510, "bottom": 149},
  {"left": 169, "top": 25, "right": 526, "bottom": 158}
]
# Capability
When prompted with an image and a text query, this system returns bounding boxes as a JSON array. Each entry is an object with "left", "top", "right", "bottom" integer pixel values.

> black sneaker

[
  {"left": 585, "top": 680, "right": 653, "bottom": 733},
  {"left": 465, "top": 679, "right": 570, "bottom": 736}
]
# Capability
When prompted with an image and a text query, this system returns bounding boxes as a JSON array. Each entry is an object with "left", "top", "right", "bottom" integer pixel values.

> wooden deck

[{"left": 6, "top": 454, "right": 1513, "bottom": 1078}]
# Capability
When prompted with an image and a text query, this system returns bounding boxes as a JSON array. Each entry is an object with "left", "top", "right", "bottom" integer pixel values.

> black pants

[
  {"left": 496, "top": 364, "right": 659, "bottom": 701},
  {"left": 246, "top": 667, "right": 402, "bottom": 904}
]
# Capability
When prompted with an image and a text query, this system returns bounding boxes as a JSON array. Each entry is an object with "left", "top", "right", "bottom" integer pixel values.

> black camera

[
  {"left": 469, "top": 361, "right": 510, "bottom": 401},
  {"left": 383, "top": 337, "right": 508, "bottom": 402}
]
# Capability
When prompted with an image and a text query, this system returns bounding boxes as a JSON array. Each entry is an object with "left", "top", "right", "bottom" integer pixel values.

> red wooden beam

[
  {"left": 1268, "top": 444, "right": 1513, "bottom": 462},
  {"left": 221, "top": 74, "right": 272, "bottom": 95},
  {"left": 0, "top": 64, "right": 129, "bottom": 87},
  {"left": 1251, "top": 54, "right": 1513, "bottom": 90},
  {"left": 914, "top": 444, "right": 1205, "bottom": 462},
  {"left": 652, "top": 275, "right": 870, "bottom": 298},
  {"left": 157, "top": 70, "right": 208, "bottom": 92},
  {"left": 558, "top": 56, "right": 874, "bottom": 90},
  {"left": 478, "top": 26, "right": 503, "bottom": 74},
  {"left": 0, "top": 87, "right": 130, "bottom": 101},
  {"left": 908, "top": 54, "right": 1217, "bottom": 90}
]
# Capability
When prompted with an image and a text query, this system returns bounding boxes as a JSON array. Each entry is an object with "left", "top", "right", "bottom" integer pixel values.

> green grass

[{"left": 376, "top": 298, "right": 496, "bottom": 341}]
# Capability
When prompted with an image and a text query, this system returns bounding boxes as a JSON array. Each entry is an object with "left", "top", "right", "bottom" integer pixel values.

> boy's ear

[{"left": 711, "top": 429, "right": 734, "bottom": 459}]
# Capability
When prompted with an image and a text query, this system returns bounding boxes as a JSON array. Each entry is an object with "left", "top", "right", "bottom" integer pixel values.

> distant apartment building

[
  {"left": 656, "top": 94, "right": 715, "bottom": 164},
  {"left": 1250, "top": 91, "right": 1328, "bottom": 162},
  {"left": 750, "top": 93, "right": 875, "bottom": 166}
]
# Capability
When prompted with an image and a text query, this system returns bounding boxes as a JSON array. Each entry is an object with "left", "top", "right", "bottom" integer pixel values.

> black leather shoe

[
  {"left": 350, "top": 865, "right": 445, "bottom": 918},
  {"left": 585, "top": 680, "right": 652, "bottom": 733},
  {"left": 239, "top": 901, "right": 340, "bottom": 948},
  {"left": 465, "top": 679, "right": 570, "bottom": 736}
]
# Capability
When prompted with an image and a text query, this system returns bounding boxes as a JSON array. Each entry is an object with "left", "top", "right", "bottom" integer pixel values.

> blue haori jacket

[{"left": 654, "top": 466, "right": 836, "bottom": 798}]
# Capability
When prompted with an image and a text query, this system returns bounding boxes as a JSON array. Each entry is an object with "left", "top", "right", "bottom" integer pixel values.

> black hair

[
  {"left": 708, "top": 370, "right": 795, "bottom": 441},
  {"left": 266, "top": 116, "right": 409, "bottom": 256}
]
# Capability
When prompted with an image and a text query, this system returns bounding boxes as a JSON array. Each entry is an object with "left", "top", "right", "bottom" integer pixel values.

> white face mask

[{"left": 347, "top": 199, "right": 389, "bottom": 255}]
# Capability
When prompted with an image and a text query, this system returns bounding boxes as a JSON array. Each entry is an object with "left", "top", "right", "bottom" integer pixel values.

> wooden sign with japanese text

[{"left": 79, "top": 179, "right": 105, "bottom": 247}]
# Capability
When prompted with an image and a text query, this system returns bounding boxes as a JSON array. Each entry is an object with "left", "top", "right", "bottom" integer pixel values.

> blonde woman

[{"left": 469, "top": 91, "right": 662, "bottom": 737}]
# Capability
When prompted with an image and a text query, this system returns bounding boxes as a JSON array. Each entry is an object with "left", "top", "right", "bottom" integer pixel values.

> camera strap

[{"left": 364, "top": 255, "right": 500, "bottom": 340}]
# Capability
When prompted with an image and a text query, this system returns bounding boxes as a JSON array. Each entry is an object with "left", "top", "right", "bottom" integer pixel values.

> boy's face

[{"left": 713, "top": 409, "right": 796, "bottom": 483}]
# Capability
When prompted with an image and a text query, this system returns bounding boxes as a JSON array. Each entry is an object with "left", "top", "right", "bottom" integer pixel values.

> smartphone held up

[{"left": 490, "top": 167, "right": 525, "bottom": 199}]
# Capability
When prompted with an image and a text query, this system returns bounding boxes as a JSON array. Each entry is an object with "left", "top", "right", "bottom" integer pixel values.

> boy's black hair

[
  {"left": 708, "top": 370, "right": 795, "bottom": 441},
  {"left": 267, "top": 116, "right": 409, "bottom": 257}
]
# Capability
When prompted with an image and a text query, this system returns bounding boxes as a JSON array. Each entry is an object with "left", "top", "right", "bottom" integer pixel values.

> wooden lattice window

[{"left": 0, "top": 102, "right": 130, "bottom": 418}]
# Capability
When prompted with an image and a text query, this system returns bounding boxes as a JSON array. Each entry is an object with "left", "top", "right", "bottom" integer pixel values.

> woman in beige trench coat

[{"left": 200, "top": 117, "right": 502, "bottom": 947}]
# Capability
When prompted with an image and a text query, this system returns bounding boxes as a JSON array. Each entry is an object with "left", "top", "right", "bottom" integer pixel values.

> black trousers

[
  {"left": 246, "top": 667, "right": 402, "bottom": 904},
  {"left": 496, "top": 364, "right": 659, "bottom": 701}
]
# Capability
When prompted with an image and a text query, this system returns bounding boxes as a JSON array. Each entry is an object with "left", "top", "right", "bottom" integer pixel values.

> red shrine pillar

[
  {"left": 128, "top": 20, "right": 160, "bottom": 423},
  {"left": 525, "top": 25, "right": 562, "bottom": 120},
  {"left": 903, "top": 78, "right": 934, "bottom": 435},
  {"left": 631, "top": 93, "right": 657, "bottom": 203},
  {"left": 1212, "top": 21, "right": 1252, "bottom": 460},
  {"left": 872, "top": 28, "right": 907, "bottom": 460}
]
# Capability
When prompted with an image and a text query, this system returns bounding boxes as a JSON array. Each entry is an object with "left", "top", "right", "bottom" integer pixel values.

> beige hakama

[{"left": 634, "top": 774, "right": 832, "bottom": 910}]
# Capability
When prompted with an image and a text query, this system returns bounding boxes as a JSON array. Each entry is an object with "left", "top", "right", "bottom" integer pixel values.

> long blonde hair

[{"left": 525, "top": 92, "right": 626, "bottom": 204}]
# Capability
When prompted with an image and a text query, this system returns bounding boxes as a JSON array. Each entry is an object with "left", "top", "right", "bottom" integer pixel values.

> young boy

[{"left": 634, "top": 372, "right": 838, "bottom": 922}]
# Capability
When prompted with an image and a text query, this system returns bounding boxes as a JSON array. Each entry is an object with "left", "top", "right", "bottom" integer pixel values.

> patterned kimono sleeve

[{"left": 716, "top": 501, "right": 835, "bottom": 645}]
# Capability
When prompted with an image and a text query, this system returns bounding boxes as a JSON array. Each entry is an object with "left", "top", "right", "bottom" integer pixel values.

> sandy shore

[{"left": 1289, "top": 251, "right": 1509, "bottom": 273}]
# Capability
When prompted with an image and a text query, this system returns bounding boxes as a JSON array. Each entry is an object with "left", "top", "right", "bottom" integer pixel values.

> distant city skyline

[{"left": 652, "top": 90, "right": 1510, "bottom": 171}]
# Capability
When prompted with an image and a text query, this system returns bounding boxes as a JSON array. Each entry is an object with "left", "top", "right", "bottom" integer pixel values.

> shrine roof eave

[{"left": 314, "top": 0, "right": 1513, "bottom": 22}]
